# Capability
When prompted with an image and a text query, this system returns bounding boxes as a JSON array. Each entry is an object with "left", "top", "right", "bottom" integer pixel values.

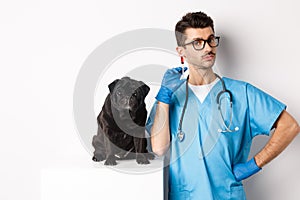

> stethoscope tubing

[{"left": 177, "top": 73, "right": 238, "bottom": 142}]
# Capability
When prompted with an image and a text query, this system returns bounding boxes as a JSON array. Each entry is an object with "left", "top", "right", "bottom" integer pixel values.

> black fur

[{"left": 92, "top": 77, "right": 154, "bottom": 165}]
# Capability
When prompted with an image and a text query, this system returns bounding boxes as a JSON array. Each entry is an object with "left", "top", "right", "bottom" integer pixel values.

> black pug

[{"left": 92, "top": 77, "right": 155, "bottom": 165}]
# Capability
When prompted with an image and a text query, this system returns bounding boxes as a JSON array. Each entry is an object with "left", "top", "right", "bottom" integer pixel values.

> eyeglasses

[{"left": 182, "top": 36, "right": 220, "bottom": 50}]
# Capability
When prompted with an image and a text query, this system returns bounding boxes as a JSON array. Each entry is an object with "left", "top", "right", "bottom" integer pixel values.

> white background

[{"left": 1, "top": 0, "right": 300, "bottom": 200}]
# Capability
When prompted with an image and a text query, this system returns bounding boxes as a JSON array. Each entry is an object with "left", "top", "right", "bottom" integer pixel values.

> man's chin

[
  {"left": 188, "top": 60, "right": 215, "bottom": 70},
  {"left": 194, "top": 64, "right": 214, "bottom": 70},
  {"left": 202, "top": 60, "right": 215, "bottom": 69}
]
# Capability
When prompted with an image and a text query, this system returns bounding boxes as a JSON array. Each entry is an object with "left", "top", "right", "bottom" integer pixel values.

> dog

[{"left": 92, "top": 77, "right": 155, "bottom": 165}]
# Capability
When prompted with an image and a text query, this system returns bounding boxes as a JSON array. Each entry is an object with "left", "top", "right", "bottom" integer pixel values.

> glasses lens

[
  {"left": 193, "top": 39, "right": 205, "bottom": 50},
  {"left": 208, "top": 36, "right": 219, "bottom": 47}
]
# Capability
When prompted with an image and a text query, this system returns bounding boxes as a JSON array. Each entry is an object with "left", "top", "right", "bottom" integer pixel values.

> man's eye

[
  {"left": 208, "top": 36, "right": 216, "bottom": 42},
  {"left": 194, "top": 40, "right": 203, "bottom": 46}
]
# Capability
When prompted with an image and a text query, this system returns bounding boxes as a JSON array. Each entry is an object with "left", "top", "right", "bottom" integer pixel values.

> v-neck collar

[{"left": 187, "top": 79, "right": 223, "bottom": 116}]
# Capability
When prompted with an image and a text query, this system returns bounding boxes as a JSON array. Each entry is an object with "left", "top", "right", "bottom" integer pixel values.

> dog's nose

[{"left": 121, "top": 96, "right": 130, "bottom": 104}]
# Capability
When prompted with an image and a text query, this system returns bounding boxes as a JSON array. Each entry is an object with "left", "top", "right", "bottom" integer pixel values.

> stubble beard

[
  {"left": 188, "top": 57, "right": 216, "bottom": 82},
  {"left": 191, "top": 58, "right": 216, "bottom": 71}
]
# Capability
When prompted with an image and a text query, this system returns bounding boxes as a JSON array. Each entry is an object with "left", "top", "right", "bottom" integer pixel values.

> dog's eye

[
  {"left": 132, "top": 92, "right": 137, "bottom": 97},
  {"left": 116, "top": 91, "right": 121, "bottom": 96}
]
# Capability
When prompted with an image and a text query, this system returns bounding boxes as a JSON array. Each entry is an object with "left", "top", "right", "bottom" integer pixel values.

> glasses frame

[{"left": 182, "top": 36, "right": 220, "bottom": 51}]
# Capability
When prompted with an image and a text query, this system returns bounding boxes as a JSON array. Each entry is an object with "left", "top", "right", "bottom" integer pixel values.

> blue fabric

[
  {"left": 233, "top": 158, "right": 262, "bottom": 182},
  {"left": 146, "top": 77, "right": 286, "bottom": 200}
]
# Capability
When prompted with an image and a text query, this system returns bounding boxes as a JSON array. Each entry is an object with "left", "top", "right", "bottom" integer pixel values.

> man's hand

[
  {"left": 155, "top": 67, "right": 187, "bottom": 104},
  {"left": 233, "top": 158, "right": 262, "bottom": 182}
]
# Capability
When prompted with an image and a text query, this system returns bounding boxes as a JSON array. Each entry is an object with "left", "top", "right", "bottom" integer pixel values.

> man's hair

[{"left": 175, "top": 11, "right": 214, "bottom": 46}]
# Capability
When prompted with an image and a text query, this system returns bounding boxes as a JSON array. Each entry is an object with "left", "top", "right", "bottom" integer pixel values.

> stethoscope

[{"left": 177, "top": 73, "right": 239, "bottom": 142}]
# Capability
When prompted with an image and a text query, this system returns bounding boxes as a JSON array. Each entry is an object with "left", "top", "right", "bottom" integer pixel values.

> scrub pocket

[
  {"left": 169, "top": 190, "right": 191, "bottom": 200},
  {"left": 230, "top": 185, "right": 246, "bottom": 200}
]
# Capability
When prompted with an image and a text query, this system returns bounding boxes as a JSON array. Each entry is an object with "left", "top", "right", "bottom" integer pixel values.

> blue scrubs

[{"left": 146, "top": 77, "right": 286, "bottom": 200}]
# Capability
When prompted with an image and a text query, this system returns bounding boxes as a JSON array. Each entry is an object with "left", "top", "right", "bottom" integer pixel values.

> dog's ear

[
  {"left": 108, "top": 79, "right": 120, "bottom": 93},
  {"left": 140, "top": 83, "right": 150, "bottom": 97}
]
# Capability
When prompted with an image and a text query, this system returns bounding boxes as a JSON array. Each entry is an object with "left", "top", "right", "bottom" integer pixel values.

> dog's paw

[
  {"left": 136, "top": 154, "right": 150, "bottom": 165},
  {"left": 92, "top": 156, "right": 100, "bottom": 162},
  {"left": 104, "top": 155, "right": 117, "bottom": 166},
  {"left": 92, "top": 155, "right": 105, "bottom": 162},
  {"left": 145, "top": 152, "right": 155, "bottom": 160}
]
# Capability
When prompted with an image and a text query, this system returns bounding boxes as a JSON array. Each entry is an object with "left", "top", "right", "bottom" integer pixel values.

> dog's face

[{"left": 108, "top": 77, "right": 150, "bottom": 112}]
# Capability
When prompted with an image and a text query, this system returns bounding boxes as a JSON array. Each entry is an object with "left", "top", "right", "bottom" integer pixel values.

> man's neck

[{"left": 188, "top": 66, "right": 216, "bottom": 86}]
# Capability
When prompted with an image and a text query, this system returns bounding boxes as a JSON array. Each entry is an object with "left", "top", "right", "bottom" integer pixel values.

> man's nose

[{"left": 203, "top": 41, "right": 213, "bottom": 52}]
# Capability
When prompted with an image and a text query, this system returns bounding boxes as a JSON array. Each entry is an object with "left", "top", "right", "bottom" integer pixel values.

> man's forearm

[
  {"left": 254, "top": 110, "right": 300, "bottom": 168},
  {"left": 151, "top": 102, "right": 170, "bottom": 157}
]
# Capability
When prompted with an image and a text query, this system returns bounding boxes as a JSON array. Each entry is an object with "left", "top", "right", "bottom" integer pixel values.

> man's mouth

[{"left": 202, "top": 53, "right": 215, "bottom": 60}]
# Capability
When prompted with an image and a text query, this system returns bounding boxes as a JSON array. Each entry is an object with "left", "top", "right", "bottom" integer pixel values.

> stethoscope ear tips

[
  {"left": 180, "top": 67, "right": 188, "bottom": 80},
  {"left": 234, "top": 127, "right": 239, "bottom": 131}
]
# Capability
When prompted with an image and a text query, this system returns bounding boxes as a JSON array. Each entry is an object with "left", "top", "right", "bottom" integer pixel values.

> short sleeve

[{"left": 246, "top": 83, "right": 286, "bottom": 137}]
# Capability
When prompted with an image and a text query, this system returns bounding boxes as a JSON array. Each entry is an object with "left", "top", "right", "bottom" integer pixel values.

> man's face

[{"left": 178, "top": 27, "right": 217, "bottom": 70}]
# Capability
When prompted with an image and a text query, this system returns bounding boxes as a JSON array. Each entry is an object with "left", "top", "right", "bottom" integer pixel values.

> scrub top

[{"left": 146, "top": 77, "right": 286, "bottom": 200}]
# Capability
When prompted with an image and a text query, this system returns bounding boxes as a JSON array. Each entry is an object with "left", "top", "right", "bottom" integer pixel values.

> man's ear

[
  {"left": 108, "top": 79, "right": 120, "bottom": 93},
  {"left": 176, "top": 46, "right": 185, "bottom": 57}
]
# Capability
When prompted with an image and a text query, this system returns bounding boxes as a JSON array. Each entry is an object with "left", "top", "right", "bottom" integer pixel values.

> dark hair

[{"left": 175, "top": 11, "right": 214, "bottom": 46}]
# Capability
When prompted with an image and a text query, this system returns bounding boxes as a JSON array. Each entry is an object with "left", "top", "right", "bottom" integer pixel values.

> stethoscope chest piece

[{"left": 177, "top": 131, "right": 185, "bottom": 142}]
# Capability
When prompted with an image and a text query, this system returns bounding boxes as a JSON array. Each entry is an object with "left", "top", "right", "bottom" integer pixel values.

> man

[{"left": 146, "top": 11, "right": 299, "bottom": 200}]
